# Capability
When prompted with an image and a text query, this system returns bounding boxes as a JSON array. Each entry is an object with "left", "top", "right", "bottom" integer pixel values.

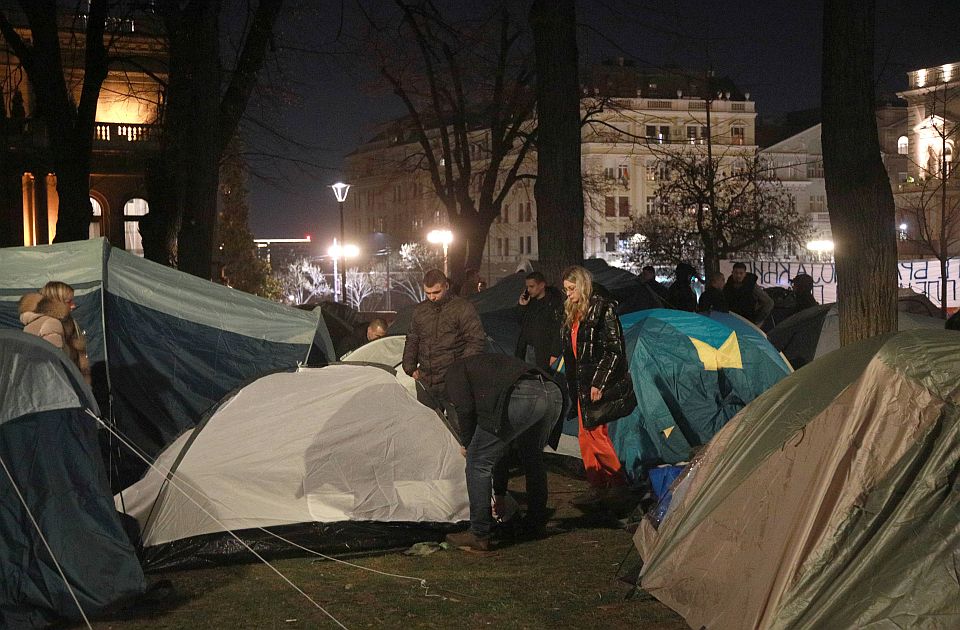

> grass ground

[{"left": 78, "top": 472, "right": 686, "bottom": 630}]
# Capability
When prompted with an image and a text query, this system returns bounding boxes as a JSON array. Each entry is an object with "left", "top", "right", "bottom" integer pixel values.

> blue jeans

[{"left": 465, "top": 378, "right": 563, "bottom": 537}]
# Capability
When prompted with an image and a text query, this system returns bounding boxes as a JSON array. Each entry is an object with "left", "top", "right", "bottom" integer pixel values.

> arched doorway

[{"left": 89, "top": 196, "right": 103, "bottom": 239}]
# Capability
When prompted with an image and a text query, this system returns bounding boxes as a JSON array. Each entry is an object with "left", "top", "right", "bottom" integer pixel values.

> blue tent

[
  {"left": 0, "top": 331, "right": 146, "bottom": 628},
  {"left": 609, "top": 309, "right": 792, "bottom": 481},
  {"left": 0, "top": 239, "right": 328, "bottom": 485}
]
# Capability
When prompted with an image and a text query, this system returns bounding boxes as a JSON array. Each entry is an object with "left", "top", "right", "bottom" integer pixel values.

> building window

[
  {"left": 897, "top": 135, "right": 909, "bottom": 155},
  {"left": 645, "top": 162, "right": 657, "bottom": 181},
  {"left": 604, "top": 232, "right": 616, "bottom": 252},
  {"left": 501, "top": 204, "right": 509, "bottom": 223},
  {"left": 807, "top": 160, "right": 824, "bottom": 178},
  {"left": 618, "top": 196, "right": 630, "bottom": 217},
  {"left": 731, "top": 126, "right": 745, "bottom": 145},
  {"left": 809, "top": 195, "right": 826, "bottom": 213},
  {"left": 504, "top": 238, "right": 510, "bottom": 255},
  {"left": 526, "top": 235, "right": 532, "bottom": 254},
  {"left": 89, "top": 197, "right": 102, "bottom": 239},
  {"left": 645, "top": 196, "right": 657, "bottom": 214},
  {"left": 617, "top": 164, "right": 629, "bottom": 182},
  {"left": 604, "top": 196, "right": 616, "bottom": 217},
  {"left": 497, "top": 238, "right": 503, "bottom": 256},
  {"left": 519, "top": 237, "right": 525, "bottom": 254},
  {"left": 686, "top": 126, "right": 699, "bottom": 144},
  {"left": 646, "top": 125, "right": 669, "bottom": 144},
  {"left": 123, "top": 198, "right": 148, "bottom": 256},
  {"left": 604, "top": 166, "right": 616, "bottom": 180}
]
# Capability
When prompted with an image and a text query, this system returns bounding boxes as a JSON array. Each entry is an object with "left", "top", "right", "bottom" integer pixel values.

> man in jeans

[{"left": 443, "top": 353, "right": 567, "bottom": 551}]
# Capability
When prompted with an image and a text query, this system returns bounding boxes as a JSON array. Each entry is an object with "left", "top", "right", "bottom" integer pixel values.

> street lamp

[
  {"left": 330, "top": 182, "right": 351, "bottom": 304},
  {"left": 427, "top": 229, "right": 453, "bottom": 276},
  {"left": 328, "top": 240, "right": 360, "bottom": 303}
]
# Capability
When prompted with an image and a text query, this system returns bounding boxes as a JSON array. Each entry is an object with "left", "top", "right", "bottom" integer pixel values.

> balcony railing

[{"left": 94, "top": 122, "right": 157, "bottom": 144}]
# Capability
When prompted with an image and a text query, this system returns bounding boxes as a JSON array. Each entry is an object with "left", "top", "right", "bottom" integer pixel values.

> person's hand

[
  {"left": 459, "top": 446, "right": 467, "bottom": 457},
  {"left": 518, "top": 291, "right": 530, "bottom": 306},
  {"left": 412, "top": 369, "right": 422, "bottom": 381},
  {"left": 590, "top": 386, "right": 602, "bottom": 402}
]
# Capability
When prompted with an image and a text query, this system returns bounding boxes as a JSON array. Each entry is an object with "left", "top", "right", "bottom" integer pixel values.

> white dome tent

[{"left": 118, "top": 364, "right": 469, "bottom": 569}]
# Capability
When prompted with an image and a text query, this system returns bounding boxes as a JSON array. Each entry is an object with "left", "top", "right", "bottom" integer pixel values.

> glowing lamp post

[
  {"left": 427, "top": 229, "right": 454, "bottom": 276},
  {"left": 328, "top": 240, "right": 359, "bottom": 303},
  {"left": 330, "top": 182, "right": 351, "bottom": 302}
]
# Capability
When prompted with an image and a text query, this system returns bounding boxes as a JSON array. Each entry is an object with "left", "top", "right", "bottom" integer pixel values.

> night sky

[{"left": 244, "top": 0, "right": 960, "bottom": 246}]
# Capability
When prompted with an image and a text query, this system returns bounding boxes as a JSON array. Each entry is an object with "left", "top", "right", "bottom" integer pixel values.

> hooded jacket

[
  {"left": 561, "top": 291, "right": 637, "bottom": 428},
  {"left": 19, "top": 292, "right": 90, "bottom": 382},
  {"left": 402, "top": 293, "right": 486, "bottom": 391}
]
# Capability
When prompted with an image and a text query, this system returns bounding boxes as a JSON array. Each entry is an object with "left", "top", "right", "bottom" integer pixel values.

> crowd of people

[{"left": 399, "top": 261, "right": 834, "bottom": 551}]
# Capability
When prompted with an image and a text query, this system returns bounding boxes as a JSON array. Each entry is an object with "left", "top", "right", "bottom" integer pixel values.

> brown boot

[{"left": 445, "top": 531, "right": 491, "bottom": 551}]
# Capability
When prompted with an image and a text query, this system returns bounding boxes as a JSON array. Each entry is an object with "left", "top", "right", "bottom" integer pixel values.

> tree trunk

[
  {"left": 702, "top": 238, "right": 719, "bottom": 278},
  {"left": 821, "top": 0, "right": 897, "bottom": 344},
  {"left": 530, "top": 0, "right": 584, "bottom": 285},
  {"left": 142, "top": 2, "right": 221, "bottom": 277},
  {"left": 51, "top": 149, "right": 94, "bottom": 242}
]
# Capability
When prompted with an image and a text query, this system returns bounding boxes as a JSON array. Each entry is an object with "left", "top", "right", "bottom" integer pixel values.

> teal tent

[
  {"left": 609, "top": 309, "right": 792, "bottom": 480},
  {"left": 0, "top": 239, "right": 328, "bottom": 485},
  {"left": 0, "top": 331, "right": 145, "bottom": 628}
]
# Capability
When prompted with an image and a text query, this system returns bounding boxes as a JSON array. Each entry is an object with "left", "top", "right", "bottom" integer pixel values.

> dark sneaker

[{"left": 445, "top": 531, "right": 491, "bottom": 551}]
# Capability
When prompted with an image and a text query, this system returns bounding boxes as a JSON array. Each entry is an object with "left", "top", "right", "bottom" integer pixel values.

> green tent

[{"left": 635, "top": 330, "right": 960, "bottom": 629}]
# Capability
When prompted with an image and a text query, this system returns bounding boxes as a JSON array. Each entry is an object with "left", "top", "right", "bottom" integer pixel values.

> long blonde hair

[
  {"left": 40, "top": 280, "right": 74, "bottom": 304},
  {"left": 562, "top": 265, "right": 593, "bottom": 329}
]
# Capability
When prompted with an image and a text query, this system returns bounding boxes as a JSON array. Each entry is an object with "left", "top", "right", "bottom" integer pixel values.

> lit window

[
  {"left": 123, "top": 198, "right": 148, "bottom": 256},
  {"left": 731, "top": 126, "right": 745, "bottom": 145},
  {"left": 89, "top": 197, "right": 102, "bottom": 239},
  {"left": 897, "top": 136, "right": 908, "bottom": 155}
]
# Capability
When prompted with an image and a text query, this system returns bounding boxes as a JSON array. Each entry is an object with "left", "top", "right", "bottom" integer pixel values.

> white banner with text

[{"left": 720, "top": 258, "right": 960, "bottom": 309}]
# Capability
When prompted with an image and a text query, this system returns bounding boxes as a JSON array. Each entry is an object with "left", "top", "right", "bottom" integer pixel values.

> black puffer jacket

[
  {"left": 561, "top": 292, "right": 637, "bottom": 428},
  {"left": 402, "top": 294, "right": 486, "bottom": 390}
]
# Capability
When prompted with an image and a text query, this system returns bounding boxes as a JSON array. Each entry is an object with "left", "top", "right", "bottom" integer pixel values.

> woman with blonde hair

[
  {"left": 560, "top": 265, "right": 636, "bottom": 506},
  {"left": 19, "top": 280, "right": 91, "bottom": 384}
]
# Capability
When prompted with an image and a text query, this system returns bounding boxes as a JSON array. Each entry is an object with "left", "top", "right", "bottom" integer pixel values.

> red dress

[{"left": 571, "top": 320, "right": 627, "bottom": 488}]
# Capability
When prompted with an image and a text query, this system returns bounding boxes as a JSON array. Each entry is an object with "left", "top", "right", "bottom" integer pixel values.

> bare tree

[
  {"left": 897, "top": 81, "right": 959, "bottom": 317},
  {"left": 278, "top": 257, "right": 332, "bottom": 304},
  {"left": 0, "top": 0, "right": 110, "bottom": 242},
  {"left": 626, "top": 149, "right": 809, "bottom": 273},
  {"left": 369, "top": 1, "right": 537, "bottom": 285},
  {"left": 822, "top": 0, "right": 898, "bottom": 343},
  {"left": 344, "top": 267, "right": 378, "bottom": 310},
  {"left": 141, "top": 0, "right": 284, "bottom": 278},
  {"left": 529, "top": 0, "right": 583, "bottom": 283}
]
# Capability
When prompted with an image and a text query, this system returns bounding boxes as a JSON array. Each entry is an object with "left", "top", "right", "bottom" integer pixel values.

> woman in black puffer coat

[{"left": 561, "top": 265, "right": 637, "bottom": 501}]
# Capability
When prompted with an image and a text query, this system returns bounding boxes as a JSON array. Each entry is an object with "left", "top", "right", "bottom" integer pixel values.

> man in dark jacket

[
  {"left": 640, "top": 265, "right": 669, "bottom": 302},
  {"left": 790, "top": 274, "right": 819, "bottom": 314},
  {"left": 515, "top": 272, "right": 564, "bottom": 369},
  {"left": 697, "top": 272, "right": 728, "bottom": 313},
  {"left": 402, "top": 269, "right": 486, "bottom": 408},
  {"left": 443, "top": 354, "right": 567, "bottom": 551},
  {"left": 724, "top": 262, "right": 774, "bottom": 325},
  {"left": 667, "top": 262, "right": 699, "bottom": 312}
]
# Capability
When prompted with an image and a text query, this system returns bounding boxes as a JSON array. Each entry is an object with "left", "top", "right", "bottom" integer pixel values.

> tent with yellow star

[{"left": 608, "top": 309, "right": 792, "bottom": 481}]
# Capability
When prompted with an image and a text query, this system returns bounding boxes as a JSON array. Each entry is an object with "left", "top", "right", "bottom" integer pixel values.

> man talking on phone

[{"left": 515, "top": 272, "right": 564, "bottom": 370}]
